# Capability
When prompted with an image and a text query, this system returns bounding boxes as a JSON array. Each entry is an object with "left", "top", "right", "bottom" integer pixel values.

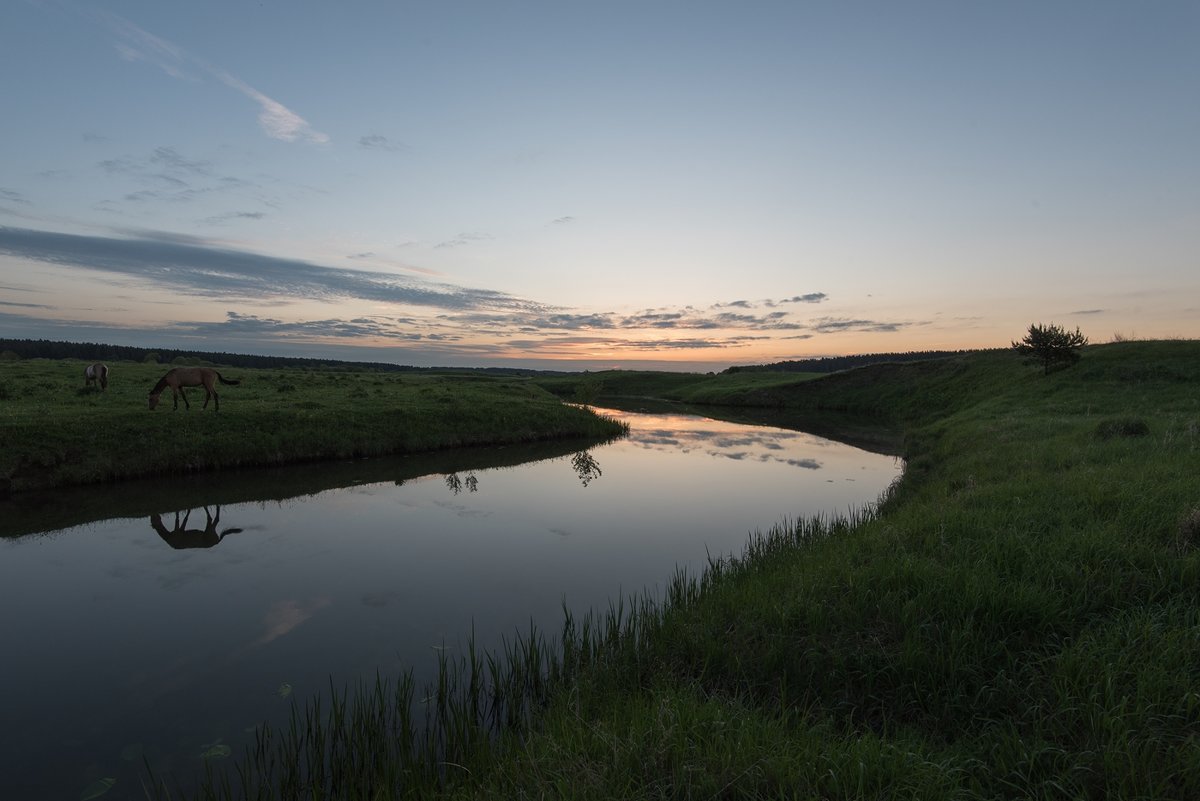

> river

[{"left": 0, "top": 404, "right": 900, "bottom": 799}]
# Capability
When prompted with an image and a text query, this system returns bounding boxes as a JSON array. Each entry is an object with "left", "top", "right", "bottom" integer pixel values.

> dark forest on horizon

[{"left": 0, "top": 337, "right": 985, "bottom": 376}]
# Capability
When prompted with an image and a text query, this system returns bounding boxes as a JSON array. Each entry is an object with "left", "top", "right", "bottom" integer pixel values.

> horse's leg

[
  {"left": 178, "top": 388, "right": 190, "bottom": 410},
  {"left": 202, "top": 377, "right": 218, "bottom": 411}
]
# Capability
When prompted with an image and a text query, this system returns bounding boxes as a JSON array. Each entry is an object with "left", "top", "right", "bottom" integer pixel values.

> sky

[{"left": 1, "top": 0, "right": 1197, "bottom": 371}]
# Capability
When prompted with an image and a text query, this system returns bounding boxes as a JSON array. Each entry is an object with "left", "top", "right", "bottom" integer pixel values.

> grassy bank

[
  {"left": 160, "top": 340, "right": 1200, "bottom": 798},
  {"left": 0, "top": 359, "right": 626, "bottom": 494},
  {"left": 478, "top": 341, "right": 1200, "bottom": 799}
]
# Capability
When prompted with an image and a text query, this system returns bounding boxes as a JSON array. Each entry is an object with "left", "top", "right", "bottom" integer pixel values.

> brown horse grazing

[
  {"left": 84, "top": 362, "right": 109, "bottom": 390},
  {"left": 148, "top": 366, "right": 240, "bottom": 411},
  {"left": 150, "top": 506, "right": 243, "bottom": 549}
]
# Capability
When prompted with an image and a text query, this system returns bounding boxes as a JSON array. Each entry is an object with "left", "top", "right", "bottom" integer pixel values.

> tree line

[
  {"left": 0, "top": 338, "right": 571, "bottom": 377},
  {"left": 0, "top": 338, "right": 410, "bottom": 371}
]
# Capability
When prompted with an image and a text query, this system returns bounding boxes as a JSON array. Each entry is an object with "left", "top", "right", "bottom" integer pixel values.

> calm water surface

[{"left": 0, "top": 406, "right": 900, "bottom": 799}]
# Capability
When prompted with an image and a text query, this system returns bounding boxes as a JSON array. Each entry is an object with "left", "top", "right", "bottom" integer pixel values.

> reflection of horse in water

[
  {"left": 148, "top": 367, "right": 240, "bottom": 411},
  {"left": 150, "top": 506, "right": 243, "bottom": 549},
  {"left": 84, "top": 363, "right": 109, "bottom": 390}
]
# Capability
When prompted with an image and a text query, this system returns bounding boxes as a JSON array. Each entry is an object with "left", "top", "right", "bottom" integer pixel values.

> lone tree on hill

[{"left": 1012, "top": 323, "right": 1089, "bottom": 374}]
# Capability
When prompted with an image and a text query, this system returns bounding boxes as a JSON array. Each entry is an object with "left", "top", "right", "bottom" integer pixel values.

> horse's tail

[{"left": 216, "top": 372, "right": 240, "bottom": 386}]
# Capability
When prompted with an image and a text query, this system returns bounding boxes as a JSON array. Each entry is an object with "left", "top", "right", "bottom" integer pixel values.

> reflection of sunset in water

[{"left": 598, "top": 407, "right": 857, "bottom": 472}]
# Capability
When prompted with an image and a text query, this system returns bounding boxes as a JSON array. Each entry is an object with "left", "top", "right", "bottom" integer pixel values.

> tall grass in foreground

[{"left": 152, "top": 513, "right": 873, "bottom": 801}]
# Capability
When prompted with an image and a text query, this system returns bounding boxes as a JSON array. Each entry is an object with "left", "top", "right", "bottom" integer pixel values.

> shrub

[{"left": 1012, "top": 323, "right": 1088, "bottom": 374}]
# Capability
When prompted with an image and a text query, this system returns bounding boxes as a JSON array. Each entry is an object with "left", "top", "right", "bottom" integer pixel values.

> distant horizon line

[{"left": 1, "top": 335, "right": 1005, "bottom": 375}]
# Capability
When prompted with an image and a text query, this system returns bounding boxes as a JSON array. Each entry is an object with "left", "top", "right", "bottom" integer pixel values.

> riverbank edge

[
  {"left": 0, "top": 364, "right": 629, "bottom": 496},
  {"left": 172, "top": 340, "right": 1200, "bottom": 799}
]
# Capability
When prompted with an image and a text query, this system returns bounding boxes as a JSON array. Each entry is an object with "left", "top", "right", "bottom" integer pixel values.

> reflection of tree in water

[
  {"left": 442, "top": 452, "right": 602, "bottom": 494},
  {"left": 571, "top": 450, "right": 602, "bottom": 487},
  {"left": 444, "top": 472, "right": 479, "bottom": 495}
]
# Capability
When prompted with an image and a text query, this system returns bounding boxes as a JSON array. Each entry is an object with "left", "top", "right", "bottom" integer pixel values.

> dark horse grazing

[
  {"left": 148, "top": 366, "right": 240, "bottom": 411},
  {"left": 84, "top": 362, "right": 109, "bottom": 390}
]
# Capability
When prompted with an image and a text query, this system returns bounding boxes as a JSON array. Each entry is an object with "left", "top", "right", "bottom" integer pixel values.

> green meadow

[
  {"left": 7, "top": 342, "right": 1200, "bottom": 799},
  {"left": 160, "top": 339, "right": 1200, "bottom": 800},
  {"left": 0, "top": 359, "right": 626, "bottom": 494}
]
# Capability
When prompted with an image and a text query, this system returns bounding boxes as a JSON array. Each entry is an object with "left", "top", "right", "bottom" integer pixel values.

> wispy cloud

[
  {"left": 0, "top": 226, "right": 540, "bottom": 312},
  {"left": 211, "top": 67, "right": 330, "bottom": 144},
  {"left": 0, "top": 189, "right": 31, "bottom": 206},
  {"left": 0, "top": 299, "right": 51, "bottom": 309},
  {"left": 97, "top": 12, "right": 328, "bottom": 144},
  {"left": 150, "top": 146, "right": 212, "bottom": 175},
  {"left": 435, "top": 232, "right": 492, "bottom": 249},
  {"left": 201, "top": 211, "right": 267, "bottom": 226},
  {"left": 200, "top": 209, "right": 266, "bottom": 225},
  {"left": 176, "top": 312, "right": 457, "bottom": 341},
  {"left": 97, "top": 146, "right": 259, "bottom": 209},
  {"left": 359, "top": 135, "right": 405, "bottom": 152},
  {"left": 809, "top": 317, "right": 911, "bottom": 334}
]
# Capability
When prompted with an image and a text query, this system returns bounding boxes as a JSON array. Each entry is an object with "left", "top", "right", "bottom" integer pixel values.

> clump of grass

[
  {"left": 1178, "top": 508, "right": 1200, "bottom": 554},
  {"left": 1094, "top": 417, "right": 1151, "bottom": 440},
  {"left": 148, "top": 595, "right": 652, "bottom": 799}
]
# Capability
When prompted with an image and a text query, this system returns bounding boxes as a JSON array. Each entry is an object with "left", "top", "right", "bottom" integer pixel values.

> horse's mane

[{"left": 150, "top": 376, "right": 169, "bottom": 395}]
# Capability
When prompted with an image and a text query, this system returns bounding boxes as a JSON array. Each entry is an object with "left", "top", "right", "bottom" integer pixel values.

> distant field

[
  {"left": 0, "top": 358, "right": 626, "bottom": 493},
  {"left": 534, "top": 368, "right": 823, "bottom": 405}
]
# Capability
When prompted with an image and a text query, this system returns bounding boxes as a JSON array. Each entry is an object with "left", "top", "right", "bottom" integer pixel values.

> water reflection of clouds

[
  {"left": 257, "top": 597, "right": 331, "bottom": 645},
  {"left": 626, "top": 418, "right": 824, "bottom": 471}
]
